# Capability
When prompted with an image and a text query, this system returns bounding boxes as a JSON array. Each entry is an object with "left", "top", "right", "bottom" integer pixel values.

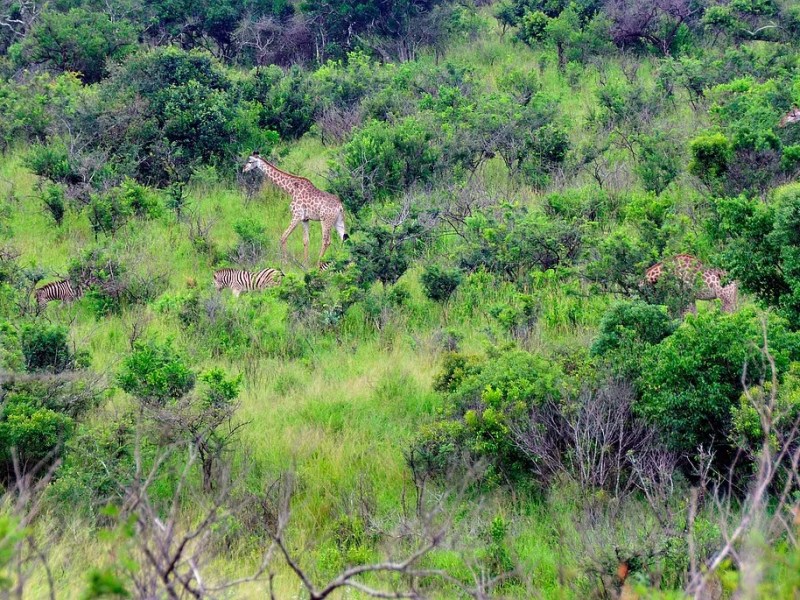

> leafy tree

[
  {"left": 591, "top": 300, "right": 675, "bottom": 378},
  {"left": 635, "top": 132, "right": 682, "bottom": 194},
  {"left": 421, "top": 265, "right": 462, "bottom": 303},
  {"left": 10, "top": 9, "right": 138, "bottom": 83},
  {"left": 636, "top": 308, "right": 800, "bottom": 455},
  {"left": 414, "top": 349, "right": 563, "bottom": 481},
  {"left": 20, "top": 323, "right": 76, "bottom": 373},
  {"left": 117, "top": 341, "right": 196, "bottom": 405},
  {"left": 689, "top": 132, "right": 732, "bottom": 183},
  {"left": 349, "top": 220, "right": 424, "bottom": 287},
  {"left": 711, "top": 185, "right": 800, "bottom": 325}
]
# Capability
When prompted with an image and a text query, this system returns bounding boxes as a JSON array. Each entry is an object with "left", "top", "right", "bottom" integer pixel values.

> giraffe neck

[{"left": 253, "top": 157, "right": 306, "bottom": 196}]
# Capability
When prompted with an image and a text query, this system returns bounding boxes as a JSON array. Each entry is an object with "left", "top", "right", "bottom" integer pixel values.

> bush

[
  {"left": 331, "top": 116, "right": 441, "bottom": 212},
  {"left": 414, "top": 349, "right": 563, "bottom": 481},
  {"left": 117, "top": 341, "right": 196, "bottom": 405},
  {"left": 41, "top": 184, "right": 66, "bottom": 226},
  {"left": 20, "top": 323, "right": 76, "bottom": 373},
  {"left": 689, "top": 133, "right": 732, "bottom": 182},
  {"left": 421, "top": 265, "right": 462, "bottom": 303},
  {"left": 636, "top": 308, "right": 800, "bottom": 456},
  {"left": 635, "top": 133, "right": 682, "bottom": 194},
  {"left": 591, "top": 301, "right": 675, "bottom": 378},
  {"left": 11, "top": 9, "right": 138, "bottom": 83},
  {"left": 711, "top": 185, "right": 800, "bottom": 326},
  {"left": 0, "top": 398, "right": 73, "bottom": 480},
  {"left": 349, "top": 221, "right": 424, "bottom": 287},
  {"left": 0, "top": 379, "right": 100, "bottom": 483}
]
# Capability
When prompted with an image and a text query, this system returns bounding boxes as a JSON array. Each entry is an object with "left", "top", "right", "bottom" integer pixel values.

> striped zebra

[
  {"left": 213, "top": 268, "right": 282, "bottom": 297},
  {"left": 34, "top": 279, "right": 81, "bottom": 307},
  {"left": 319, "top": 261, "right": 334, "bottom": 273}
]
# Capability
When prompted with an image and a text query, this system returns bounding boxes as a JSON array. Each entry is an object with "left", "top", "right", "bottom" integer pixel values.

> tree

[
  {"left": 604, "top": 0, "right": 699, "bottom": 56},
  {"left": 636, "top": 308, "right": 800, "bottom": 456},
  {"left": 11, "top": 9, "right": 138, "bottom": 83}
]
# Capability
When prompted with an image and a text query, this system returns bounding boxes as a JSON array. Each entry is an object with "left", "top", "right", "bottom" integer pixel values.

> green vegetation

[{"left": 2, "top": 0, "right": 800, "bottom": 597}]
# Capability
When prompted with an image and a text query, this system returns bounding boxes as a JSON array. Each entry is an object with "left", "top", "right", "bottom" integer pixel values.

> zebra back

[
  {"left": 35, "top": 279, "right": 78, "bottom": 306},
  {"left": 213, "top": 269, "right": 252, "bottom": 292},
  {"left": 252, "top": 268, "right": 282, "bottom": 289}
]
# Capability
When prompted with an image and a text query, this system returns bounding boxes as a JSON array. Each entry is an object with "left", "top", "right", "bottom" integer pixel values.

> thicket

[{"left": 3, "top": 0, "right": 800, "bottom": 596}]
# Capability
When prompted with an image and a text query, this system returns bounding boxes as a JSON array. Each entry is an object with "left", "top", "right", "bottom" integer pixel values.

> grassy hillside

[{"left": 3, "top": 1, "right": 800, "bottom": 598}]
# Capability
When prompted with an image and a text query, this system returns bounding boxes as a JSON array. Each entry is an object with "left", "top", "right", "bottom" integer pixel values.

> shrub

[
  {"left": 636, "top": 133, "right": 682, "bottom": 194},
  {"left": 0, "top": 379, "right": 100, "bottom": 483},
  {"left": 414, "top": 349, "right": 563, "bottom": 481},
  {"left": 117, "top": 341, "right": 196, "bottom": 405},
  {"left": 689, "top": 133, "right": 732, "bottom": 182},
  {"left": 591, "top": 301, "right": 675, "bottom": 378},
  {"left": 331, "top": 116, "right": 441, "bottom": 212},
  {"left": 421, "top": 265, "right": 462, "bottom": 303},
  {"left": 349, "top": 221, "right": 424, "bottom": 287},
  {"left": 11, "top": 9, "right": 138, "bottom": 83},
  {"left": 712, "top": 185, "right": 800, "bottom": 326},
  {"left": 636, "top": 308, "right": 800, "bottom": 456},
  {"left": 20, "top": 323, "right": 76, "bottom": 373},
  {"left": 41, "top": 184, "right": 66, "bottom": 226},
  {"left": 0, "top": 398, "right": 73, "bottom": 480}
]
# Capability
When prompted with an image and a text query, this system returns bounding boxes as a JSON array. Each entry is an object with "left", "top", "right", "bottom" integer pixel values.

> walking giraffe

[
  {"left": 643, "top": 254, "right": 738, "bottom": 314},
  {"left": 242, "top": 153, "right": 348, "bottom": 265}
]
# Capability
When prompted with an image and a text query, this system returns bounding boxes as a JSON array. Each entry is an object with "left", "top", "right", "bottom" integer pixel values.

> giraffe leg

[
  {"left": 302, "top": 220, "right": 310, "bottom": 266},
  {"left": 319, "top": 221, "right": 332, "bottom": 264},
  {"left": 280, "top": 218, "right": 301, "bottom": 260}
]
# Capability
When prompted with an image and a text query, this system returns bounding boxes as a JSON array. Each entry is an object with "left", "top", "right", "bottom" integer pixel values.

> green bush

[
  {"left": 41, "top": 184, "right": 66, "bottom": 226},
  {"left": 117, "top": 341, "right": 196, "bottom": 405},
  {"left": 11, "top": 9, "right": 137, "bottom": 83},
  {"left": 421, "top": 265, "right": 462, "bottom": 303},
  {"left": 636, "top": 133, "right": 682, "bottom": 194},
  {"left": 331, "top": 116, "right": 441, "bottom": 212},
  {"left": 689, "top": 132, "right": 732, "bottom": 181},
  {"left": 591, "top": 301, "right": 675, "bottom": 378},
  {"left": 636, "top": 308, "right": 800, "bottom": 455},
  {"left": 711, "top": 185, "right": 800, "bottom": 326},
  {"left": 415, "top": 349, "right": 563, "bottom": 481},
  {"left": 20, "top": 323, "right": 76, "bottom": 373},
  {"left": 0, "top": 399, "right": 73, "bottom": 479}
]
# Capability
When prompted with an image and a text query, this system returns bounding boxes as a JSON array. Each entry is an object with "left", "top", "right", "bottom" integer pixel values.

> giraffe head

[
  {"left": 242, "top": 152, "right": 266, "bottom": 173},
  {"left": 780, "top": 107, "right": 800, "bottom": 128}
]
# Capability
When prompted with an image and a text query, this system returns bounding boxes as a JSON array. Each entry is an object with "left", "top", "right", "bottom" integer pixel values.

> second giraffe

[{"left": 242, "top": 153, "right": 348, "bottom": 266}]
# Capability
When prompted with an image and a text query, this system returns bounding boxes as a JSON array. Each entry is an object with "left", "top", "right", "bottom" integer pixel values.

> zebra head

[{"left": 212, "top": 271, "right": 225, "bottom": 291}]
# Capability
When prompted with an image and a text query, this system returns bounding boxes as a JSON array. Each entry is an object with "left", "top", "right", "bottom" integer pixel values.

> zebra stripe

[
  {"left": 319, "top": 261, "right": 333, "bottom": 272},
  {"left": 213, "top": 268, "right": 282, "bottom": 297},
  {"left": 35, "top": 280, "right": 80, "bottom": 306}
]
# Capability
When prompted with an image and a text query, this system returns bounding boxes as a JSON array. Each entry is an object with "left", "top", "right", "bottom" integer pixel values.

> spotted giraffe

[
  {"left": 242, "top": 153, "right": 348, "bottom": 265},
  {"left": 780, "top": 107, "right": 800, "bottom": 127},
  {"left": 644, "top": 254, "right": 738, "bottom": 314}
]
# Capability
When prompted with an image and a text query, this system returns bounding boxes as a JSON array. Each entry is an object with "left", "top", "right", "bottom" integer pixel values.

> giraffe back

[{"left": 643, "top": 255, "right": 738, "bottom": 313}]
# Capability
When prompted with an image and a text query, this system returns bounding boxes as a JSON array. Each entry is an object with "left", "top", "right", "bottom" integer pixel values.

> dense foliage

[{"left": 3, "top": 0, "right": 800, "bottom": 596}]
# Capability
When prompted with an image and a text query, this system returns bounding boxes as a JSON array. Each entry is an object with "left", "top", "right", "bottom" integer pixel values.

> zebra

[
  {"left": 213, "top": 268, "right": 282, "bottom": 297},
  {"left": 319, "top": 261, "right": 334, "bottom": 272},
  {"left": 34, "top": 279, "right": 82, "bottom": 307}
]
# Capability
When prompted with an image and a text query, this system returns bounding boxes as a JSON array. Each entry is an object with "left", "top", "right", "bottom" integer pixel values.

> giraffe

[
  {"left": 242, "top": 153, "right": 348, "bottom": 265},
  {"left": 643, "top": 254, "right": 738, "bottom": 314},
  {"left": 780, "top": 107, "right": 800, "bottom": 128}
]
